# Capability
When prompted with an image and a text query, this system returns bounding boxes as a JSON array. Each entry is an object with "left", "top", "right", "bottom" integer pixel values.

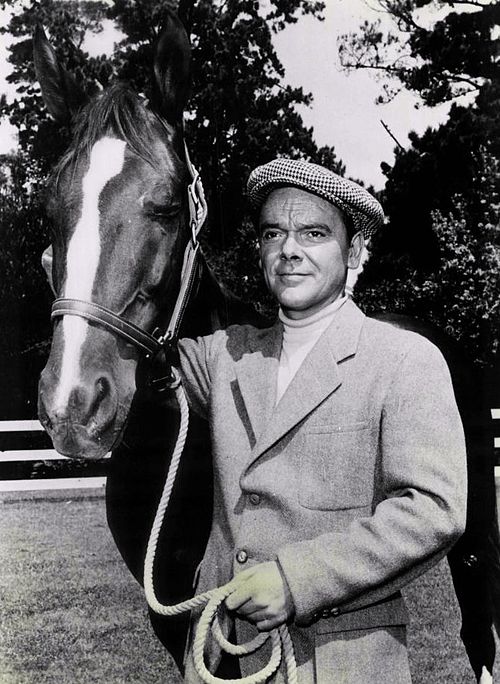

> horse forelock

[{"left": 53, "top": 84, "right": 185, "bottom": 189}]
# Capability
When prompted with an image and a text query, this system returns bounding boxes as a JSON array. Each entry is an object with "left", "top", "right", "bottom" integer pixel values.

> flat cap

[{"left": 247, "top": 158, "right": 384, "bottom": 239}]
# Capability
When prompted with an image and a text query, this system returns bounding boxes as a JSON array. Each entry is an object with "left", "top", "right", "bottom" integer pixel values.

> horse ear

[
  {"left": 151, "top": 11, "right": 191, "bottom": 125},
  {"left": 177, "top": 0, "right": 194, "bottom": 34},
  {"left": 33, "top": 24, "right": 88, "bottom": 124}
]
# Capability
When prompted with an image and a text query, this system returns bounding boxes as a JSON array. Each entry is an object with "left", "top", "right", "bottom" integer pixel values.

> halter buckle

[
  {"left": 150, "top": 365, "right": 182, "bottom": 392},
  {"left": 147, "top": 337, "right": 181, "bottom": 392},
  {"left": 151, "top": 327, "right": 173, "bottom": 349}
]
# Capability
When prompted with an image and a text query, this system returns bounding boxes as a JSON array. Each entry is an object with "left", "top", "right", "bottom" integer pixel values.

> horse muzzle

[{"left": 38, "top": 366, "right": 123, "bottom": 460}]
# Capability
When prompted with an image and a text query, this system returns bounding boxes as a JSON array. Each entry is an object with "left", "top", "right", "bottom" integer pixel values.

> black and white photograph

[{"left": 0, "top": 0, "right": 499, "bottom": 682}]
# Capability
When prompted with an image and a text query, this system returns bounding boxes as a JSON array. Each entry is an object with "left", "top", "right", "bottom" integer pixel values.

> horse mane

[{"left": 53, "top": 84, "right": 184, "bottom": 185}]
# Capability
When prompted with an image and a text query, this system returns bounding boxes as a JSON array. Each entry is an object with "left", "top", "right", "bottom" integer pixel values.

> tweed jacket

[{"left": 178, "top": 300, "right": 467, "bottom": 681}]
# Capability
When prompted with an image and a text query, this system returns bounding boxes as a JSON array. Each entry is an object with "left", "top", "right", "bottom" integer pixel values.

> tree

[
  {"left": 339, "top": 0, "right": 500, "bottom": 106},
  {"left": 0, "top": 0, "right": 111, "bottom": 170},
  {"left": 356, "top": 148, "right": 500, "bottom": 367},
  {"left": 0, "top": 150, "right": 53, "bottom": 417},
  {"left": 339, "top": 0, "right": 500, "bottom": 367}
]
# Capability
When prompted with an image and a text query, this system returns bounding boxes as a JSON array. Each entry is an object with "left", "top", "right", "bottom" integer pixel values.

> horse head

[{"left": 36, "top": 13, "right": 192, "bottom": 459}]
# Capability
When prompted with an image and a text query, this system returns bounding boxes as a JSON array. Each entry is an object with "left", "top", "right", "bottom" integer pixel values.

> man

[{"left": 179, "top": 158, "right": 467, "bottom": 682}]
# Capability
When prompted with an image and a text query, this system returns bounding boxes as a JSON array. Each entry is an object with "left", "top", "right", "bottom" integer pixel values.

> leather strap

[{"left": 51, "top": 298, "right": 163, "bottom": 357}]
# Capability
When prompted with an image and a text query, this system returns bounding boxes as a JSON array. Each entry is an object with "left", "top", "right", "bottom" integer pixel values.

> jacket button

[
  {"left": 249, "top": 493, "right": 261, "bottom": 505},
  {"left": 236, "top": 550, "right": 248, "bottom": 564},
  {"left": 330, "top": 607, "right": 340, "bottom": 617}
]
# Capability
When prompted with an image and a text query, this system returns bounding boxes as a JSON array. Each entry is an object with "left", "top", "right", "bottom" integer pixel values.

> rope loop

[
  {"left": 212, "top": 615, "right": 268, "bottom": 656},
  {"left": 143, "top": 382, "right": 297, "bottom": 684}
]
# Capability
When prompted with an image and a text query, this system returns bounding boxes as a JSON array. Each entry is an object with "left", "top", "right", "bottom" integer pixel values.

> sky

[
  {"left": 0, "top": 0, "right": 476, "bottom": 189},
  {"left": 273, "top": 0, "right": 476, "bottom": 188}
]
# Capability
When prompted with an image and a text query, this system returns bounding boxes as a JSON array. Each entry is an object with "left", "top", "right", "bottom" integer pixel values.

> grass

[
  {"left": 0, "top": 492, "right": 181, "bottom": 684},
  {"left": 0, "top": 490, "right": 490, "bottom": 683}
]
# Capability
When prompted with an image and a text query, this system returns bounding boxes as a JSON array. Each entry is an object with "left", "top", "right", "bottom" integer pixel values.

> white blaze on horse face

[{"left": 55, "top": 137, "right": 127, "bottom": 408}]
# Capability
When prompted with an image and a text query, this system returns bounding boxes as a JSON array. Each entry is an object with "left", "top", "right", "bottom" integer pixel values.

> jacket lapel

[
  {"left": 233, "top": 321, "right": 282, "bottom": 444},
  {"left": 251, "top": 300, "right": 366, "bottom": 460}
]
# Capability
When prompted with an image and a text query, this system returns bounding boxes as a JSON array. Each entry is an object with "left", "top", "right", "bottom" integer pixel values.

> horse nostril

[
  {"left": 92, "top": 375, "right": 115, "bottom": 417},
  {"left": 89, "top": 375, "right": 117, "bottom": 432},
  {"left": 96, "top": 376, "right": 110, "bottom": 399}
]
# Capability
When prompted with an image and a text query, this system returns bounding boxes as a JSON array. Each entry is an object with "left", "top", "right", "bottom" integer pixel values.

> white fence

[
  {"left": 0, "top": 420, "right": 107, "bottom": 493},
  {"left": 493, "top": 409, "right": 500, "bottom": 486}
]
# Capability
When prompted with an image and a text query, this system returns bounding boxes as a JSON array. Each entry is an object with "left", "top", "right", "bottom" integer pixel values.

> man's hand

[{"left": 224, "top": 561, "right": 295, "bottom": 631}]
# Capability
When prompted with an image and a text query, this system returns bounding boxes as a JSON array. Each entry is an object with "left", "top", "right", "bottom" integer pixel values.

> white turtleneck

[{"left": 276, "top": 296, "right": 348, "bottom": 404}]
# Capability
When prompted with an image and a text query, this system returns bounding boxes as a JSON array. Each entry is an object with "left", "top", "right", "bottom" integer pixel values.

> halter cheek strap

[
  {"left": 158, "top": 140, "right": 207, "bottom": 344},
  {"left": 51, "top": 142, "right": 208, "bottom": 377}
]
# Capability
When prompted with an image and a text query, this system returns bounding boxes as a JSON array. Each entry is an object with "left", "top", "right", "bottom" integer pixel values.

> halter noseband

[{"left": 51, "top": 141, "right": 208, "bottom": 386}]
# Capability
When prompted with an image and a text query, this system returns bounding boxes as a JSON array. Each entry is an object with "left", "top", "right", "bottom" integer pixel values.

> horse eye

[{"left": 143, "top": 200, "right": 182, "bottom": 220}]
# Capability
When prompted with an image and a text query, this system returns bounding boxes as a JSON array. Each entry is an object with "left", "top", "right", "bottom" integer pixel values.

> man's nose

[{"left": 280, "top": 233, "right": 302, "bottom": 260}]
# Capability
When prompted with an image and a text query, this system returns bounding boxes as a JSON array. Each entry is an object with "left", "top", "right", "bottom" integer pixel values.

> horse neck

[{"left": 178, "top": 255, "right": 266, "bottom": 339}]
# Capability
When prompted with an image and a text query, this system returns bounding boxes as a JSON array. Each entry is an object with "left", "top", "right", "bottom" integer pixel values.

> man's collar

[
  {"left": 234, "top": 299, "right": 366, "bottom": 458},
  {"left": 278, "top": 295, "right": 348, "bottom": 328}
]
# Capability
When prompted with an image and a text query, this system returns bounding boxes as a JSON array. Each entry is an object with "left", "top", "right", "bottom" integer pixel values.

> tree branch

[
  {"left": 340, "top": 60, "right": 408, "bottom": 75},
  {"left": 442, "top": 71, "right": 483, "bottom": 89},
  {"left": 376, "top": 0, "right": 422, "bottom": 31},
  {"left": 445, "top": 0, "right": 491, "bottom": 7},
  {"left": 380, "top": 119, "right": 405, "bottom": 151}
]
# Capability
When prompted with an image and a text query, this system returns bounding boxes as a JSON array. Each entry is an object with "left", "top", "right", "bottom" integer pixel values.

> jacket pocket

[{"left": 299, "top": 422, "right": 376, "bottom": 510}]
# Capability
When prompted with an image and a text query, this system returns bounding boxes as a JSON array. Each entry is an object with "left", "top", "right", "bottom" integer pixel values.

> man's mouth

[
  {"left": 276, "top": 271, "right": 308, "bottom": 276},
  {"left": 276, "top": 272, "right": 309, "bottom": 284}
]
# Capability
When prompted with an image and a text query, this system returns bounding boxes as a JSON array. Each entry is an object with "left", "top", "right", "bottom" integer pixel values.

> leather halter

[{"left": 51, "top": 141, "right": 208, "bottom": 379}]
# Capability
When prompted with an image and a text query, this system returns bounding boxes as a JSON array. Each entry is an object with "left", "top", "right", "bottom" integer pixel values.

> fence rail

[
  {"left": 0, "top": 420, "right": 107, "bottom": 493},
  {"left": 493, "top": 409, "right": 500, "bottom": 449}
]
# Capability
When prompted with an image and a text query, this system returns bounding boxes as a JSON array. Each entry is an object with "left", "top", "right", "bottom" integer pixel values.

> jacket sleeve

[
  {"left": 277, "top": 339, "right": 467, "bottom": 625},
  {"left": 177, "top": 331, "right": 223, "bottom": 419}
]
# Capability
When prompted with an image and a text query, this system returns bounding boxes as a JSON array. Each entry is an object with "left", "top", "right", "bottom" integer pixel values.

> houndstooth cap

[{"left": 247, "top": 158, "right": 384, "bottom": 239}]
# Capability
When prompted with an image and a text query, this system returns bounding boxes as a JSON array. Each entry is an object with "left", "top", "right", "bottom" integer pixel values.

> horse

[{"left": 33, "top": 11, "right": 499, "bottom": 682}]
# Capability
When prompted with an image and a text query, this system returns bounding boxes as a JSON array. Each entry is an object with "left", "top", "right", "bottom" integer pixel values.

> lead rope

[
  {"left": 143, "top": 381, "right": 298, "bottom": 684},
  {"left": 144, "top": 141, "right": 296, "bottom": 682}
]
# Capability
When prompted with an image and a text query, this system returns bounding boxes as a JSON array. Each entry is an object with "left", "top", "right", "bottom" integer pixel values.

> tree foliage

[
  {"left": 339, "top": 0, "right": 500, "bottom": 106},
  {"left": 345, "top": 0, "right": 500, "bottom": 367},
  {"left": 357, "top": 149, "right": 500, "bottom": 366}
]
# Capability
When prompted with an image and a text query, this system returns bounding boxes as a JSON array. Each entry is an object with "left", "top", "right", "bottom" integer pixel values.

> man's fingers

[
  {"left": 240, "top": 606, "right": 268, "bottom": 620},
  {"left": 225, "top": 588, "right": 252, "bottom": 612},
  {"left": 224, "top": 562, "right": 294, "bottom": 629},
  {"left": 255, "top": 616, "right": 282, "bottom": 632}
]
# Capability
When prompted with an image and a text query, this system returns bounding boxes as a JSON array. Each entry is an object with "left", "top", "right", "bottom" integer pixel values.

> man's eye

[
  {"left": 262, "top": 230, "right": 282, "bottom": 241},
  {"left": 305, "top": 230, "right": 328, "bottom": 240}
]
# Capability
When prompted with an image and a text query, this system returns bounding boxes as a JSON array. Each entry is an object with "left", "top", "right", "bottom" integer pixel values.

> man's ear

[
  {"left": 347, "top": 231, "right": 364, "bottom": 270},
  {"left": 41, "top": 244, "right": 56, "bottom": 295}
]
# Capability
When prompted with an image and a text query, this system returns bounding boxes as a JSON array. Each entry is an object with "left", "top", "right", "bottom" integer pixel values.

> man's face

[{"left": 258, "top": 187, "right": 363, "bottom": 320}]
